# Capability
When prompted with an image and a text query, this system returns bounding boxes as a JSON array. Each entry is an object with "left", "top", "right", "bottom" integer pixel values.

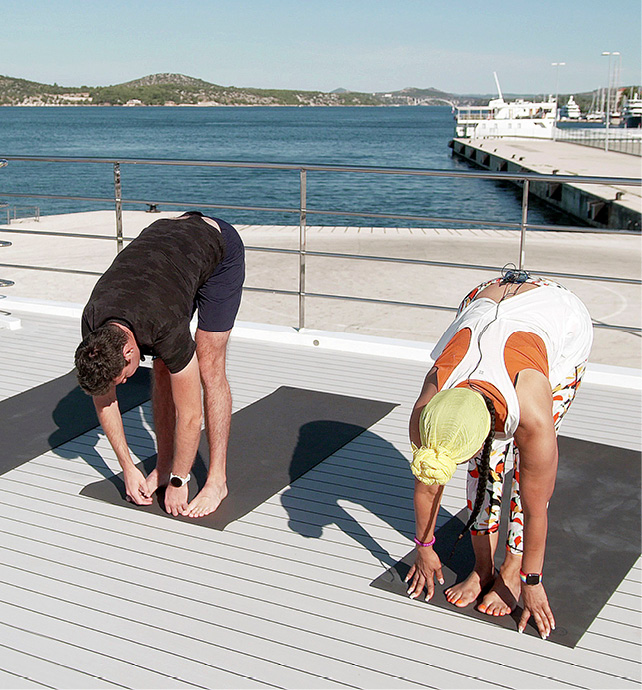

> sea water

[{"left": 0, "top": 105, "right": 571, "bottom": 228}]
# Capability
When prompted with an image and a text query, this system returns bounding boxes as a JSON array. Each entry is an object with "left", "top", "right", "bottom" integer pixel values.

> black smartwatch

[
  {"left": 520, "top": 570, "right": 542, "bottom": 586},
  {"left": 169, "top": 473, "right": 190, "bottom": 488}
]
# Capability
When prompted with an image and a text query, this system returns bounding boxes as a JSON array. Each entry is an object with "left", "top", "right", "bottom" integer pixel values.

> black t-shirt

[{"left": 81, "top": 215, "right": 225, "bottom": 373}]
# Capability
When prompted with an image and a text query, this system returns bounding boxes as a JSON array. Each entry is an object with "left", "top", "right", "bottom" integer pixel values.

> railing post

[
  {"left": 113, "top": 162, "right": 123, "bottom": 253},
  {"left": 0, "top": 238, "right": 20, "bottom": 330},
  {"left": 518, "top": 179, "right": 529, "bottom": 270},
  {"left": 298, "top": 168, "right": 307, "bottom": 330}
]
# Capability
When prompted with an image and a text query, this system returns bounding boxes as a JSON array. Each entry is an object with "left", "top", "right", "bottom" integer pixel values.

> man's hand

[
  {"left": 163, "top": 484, "right": 190, "bottom": 517},
  {"left": 519, "top": 583, "right": 556, "bottom": 639},
  {"left": 123, "top": 465, "right": 153, "bottom": 505},
  {"left": 405, "top": 547, "right": 445, "bottom": 600}
]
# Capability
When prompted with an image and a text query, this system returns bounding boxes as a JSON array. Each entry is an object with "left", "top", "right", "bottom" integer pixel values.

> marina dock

[{"left": 451, "top": 137, "right": 642, "bottom": 230}]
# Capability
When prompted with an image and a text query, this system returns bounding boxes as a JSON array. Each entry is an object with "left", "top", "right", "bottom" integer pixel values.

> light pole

[
  {"left": 613, "top": 51, "right": 621, "bottom": 116},
  {"left": 552, "top": 62, "right": 565, "bottom": 140},
  {"left": 601, "top": 51, "right": 619, "bottom": 151}
]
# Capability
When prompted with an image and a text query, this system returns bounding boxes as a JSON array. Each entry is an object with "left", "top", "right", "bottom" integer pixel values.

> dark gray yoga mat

[
  {"left": 370, "top": 435, "right": 641, "bottom": 648},
  {"left": 0, "top": 367, "right": 152, "bottom": 476},
  {"left": 81, "top": 386, "right": 397, "bottom": 529}
]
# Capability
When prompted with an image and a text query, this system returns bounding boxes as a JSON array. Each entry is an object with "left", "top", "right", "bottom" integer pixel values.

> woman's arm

[
  {"left": 405, "top": 480, "right": 445, "bottom": 599},
  {"left": 405, "top": 367, "right": 444, "bottom": 599},
  {"left": 409, "top": 367, "right": 439, "bottom": 446},
  {"left": 514, "top": 369, "right": 559, "bottom": 638}
]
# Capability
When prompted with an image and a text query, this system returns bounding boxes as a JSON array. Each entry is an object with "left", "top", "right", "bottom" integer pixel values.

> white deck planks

[{"left": 0, "top": 307, "right": 640, "bottom": 689}]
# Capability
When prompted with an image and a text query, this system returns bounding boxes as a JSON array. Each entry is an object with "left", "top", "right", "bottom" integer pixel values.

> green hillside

[
  {"left": 3, "top": 73, "right": 632, "bottom": 109},
  {"left": 0, "top": 75, "right": 87, "bottom": 104},
  {"left": 0, "top": 73, "right": 383, "bottom": 106}
]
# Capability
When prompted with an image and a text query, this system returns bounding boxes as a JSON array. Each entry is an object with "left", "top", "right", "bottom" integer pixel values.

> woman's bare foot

[
  {"left": 185, "top": 480, "right": 228, "bottom": 518},
  {"left": 477, "top": 564, "right": 521, "bottom": 616},
  {"left": 445, "top": 568, "right": 494, "bottom": 608}
]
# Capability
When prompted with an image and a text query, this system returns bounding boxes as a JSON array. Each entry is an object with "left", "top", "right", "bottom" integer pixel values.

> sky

[{"left": 2, "top": 0, "right": 641, "bottom": 95}]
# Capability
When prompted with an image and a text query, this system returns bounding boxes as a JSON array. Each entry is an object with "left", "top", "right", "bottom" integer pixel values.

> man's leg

[
  {"left": 146, "top": 358, "right": 176, "bottom": 494},
  {"left": 185, "top": 328, "right": 231, "bottom": 517},
  {"left": 187, "top": 216, "right": 244, "bottom": 517}
]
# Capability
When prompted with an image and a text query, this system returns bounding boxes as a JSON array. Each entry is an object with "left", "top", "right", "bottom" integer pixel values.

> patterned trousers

[{"left": 458, "top": 276, "right": 589, "bottom": 553}]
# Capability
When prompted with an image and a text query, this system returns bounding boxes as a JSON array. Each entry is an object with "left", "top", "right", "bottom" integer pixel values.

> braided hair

[{"left": 448, "top": 394, "right": 496, "bottom": 559}]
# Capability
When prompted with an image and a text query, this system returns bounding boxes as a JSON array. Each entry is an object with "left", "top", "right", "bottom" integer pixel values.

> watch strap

[
  {"left": 169, "top": 472, "right": 191, "bottom": 487},
  {"left": 519, "top": 569, "right": 542, "bottom": 585}
]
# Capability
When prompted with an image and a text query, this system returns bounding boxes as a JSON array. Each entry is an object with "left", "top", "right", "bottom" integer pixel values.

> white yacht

[
  {"left": 559, "top": 95, "right": 582, "bottom": 120},
  {"left": 622, "top": 93, "right": 642, "bottom": 128},
  {"left": 454, "top": 73, "right": 556, "bottom": 139}
]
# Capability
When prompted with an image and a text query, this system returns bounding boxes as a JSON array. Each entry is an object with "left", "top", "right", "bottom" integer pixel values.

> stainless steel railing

[
  {"left": 0, "top": 239, "right": 14, "bottom": 292},
  {"left": 555, "top": 127, "right": 642, "bottom": 156},
  {"left": 0, "top": 161, "right": 16, "bottom": 323},
  {"left": 0, "top": 155, "right": 640, "bottom": 333},
  {"left": 3, "top": 205, "right": 41, "bottom": 224}
]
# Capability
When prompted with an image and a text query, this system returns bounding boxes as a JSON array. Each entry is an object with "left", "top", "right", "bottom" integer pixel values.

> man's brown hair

[{"left": 75, "top": 323, "right": 128, "bottom": 396}]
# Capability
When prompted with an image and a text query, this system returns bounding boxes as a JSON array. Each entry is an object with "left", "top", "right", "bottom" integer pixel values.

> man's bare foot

[
  {"left": 185, "top": 481, "right": 228, "bottom": 518},
  {"left": 163, "top": 484, "right": 190, "bottom": 517},
  {"left": 477, "top": 566, "right": 521, "bottom": 616},
  {"left": 445, "top": 568, "right": 494, "bottom": 608},
  {"left": 145, "top": 468, "right": 169, "bottom": 495}
]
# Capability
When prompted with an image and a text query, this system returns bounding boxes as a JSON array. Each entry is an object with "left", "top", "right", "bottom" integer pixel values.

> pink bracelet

[{"left": 414, "top": 536, "right": 436, "bottom": 548}]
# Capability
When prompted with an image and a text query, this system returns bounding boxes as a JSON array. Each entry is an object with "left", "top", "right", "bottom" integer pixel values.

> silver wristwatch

[{"left": 169, "top": 473, "right": 191, "bottom": 488}]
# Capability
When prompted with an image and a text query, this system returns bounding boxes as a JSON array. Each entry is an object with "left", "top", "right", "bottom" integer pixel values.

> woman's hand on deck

[
  {"left": 519, "top": 583, "right": 555, "bottom": 639},
  {"left": 405, "top": 547, "right": 444, "bottom": 600}
]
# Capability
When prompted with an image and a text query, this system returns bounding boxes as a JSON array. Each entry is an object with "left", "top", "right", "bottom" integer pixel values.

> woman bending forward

[{"left": 407, "top": 275, "right": 593, "bottom": 639}]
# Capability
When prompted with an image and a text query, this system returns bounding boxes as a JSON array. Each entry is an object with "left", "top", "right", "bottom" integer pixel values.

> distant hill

[
  {"left": 1, "top": 73, "right": 634, "bottom": 109},
  {"left": 0, "top": 73, "right": 465, "bottom": 107},
  {"left": 397, "top": 86, "right": 454, "bottom": 99},
  {"left": 120, "top": 73, "right": 210, "bottom": 88},
  {"left": 0, "top": 73, "right": 383, "bottom": 106},
  {"left": 0, "top": 75, "right": 90, "bottom": 105}
]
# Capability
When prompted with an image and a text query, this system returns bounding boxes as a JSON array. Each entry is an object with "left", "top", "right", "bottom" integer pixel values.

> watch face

[
  {"left": 170, "top": 476, "right": 183, "bottom": 488},
  {"left": 525, "top": 573, "right": 541, "bottom": 585}
]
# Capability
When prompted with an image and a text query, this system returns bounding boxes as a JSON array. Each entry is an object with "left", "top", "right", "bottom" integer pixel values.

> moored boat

[
  {"left": 454, "top": 73, "right": 556, "bottom": 139},
  {"left": 559, "top": 95, "right": 582, "bottom": 120},
  {"left": 622, "top": 93, "right": 642, "bottom": 128}
]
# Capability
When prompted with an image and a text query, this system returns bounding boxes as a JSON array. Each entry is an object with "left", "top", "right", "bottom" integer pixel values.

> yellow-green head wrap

[{"left": 411, "top": 388, "right": 491, "bottom": 485}]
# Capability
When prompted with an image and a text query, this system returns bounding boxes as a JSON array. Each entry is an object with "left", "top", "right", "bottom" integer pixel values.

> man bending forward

[{"left": 75, "top": 212, "right": 245, "bottom": 517}]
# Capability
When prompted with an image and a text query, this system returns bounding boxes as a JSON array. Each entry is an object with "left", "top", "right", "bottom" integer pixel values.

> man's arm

[
  {"left": 163, "top": 353, "right": 204, "bottom": 516},
  {"left": 168, "top": 353, "right": 204, "bottom": 475},
  {"left": 93, "top": 389, "right": 152, "bottom": 505}
]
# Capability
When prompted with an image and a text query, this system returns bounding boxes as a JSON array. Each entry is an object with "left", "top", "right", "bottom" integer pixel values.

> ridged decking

[{"left": 0, "top": 305, "right": 639, "bottom": 689}]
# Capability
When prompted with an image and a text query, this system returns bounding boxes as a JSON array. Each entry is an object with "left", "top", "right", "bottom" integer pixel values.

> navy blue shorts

[{"left": 194, "top": 216, "right": 245, "bottom": 332}]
